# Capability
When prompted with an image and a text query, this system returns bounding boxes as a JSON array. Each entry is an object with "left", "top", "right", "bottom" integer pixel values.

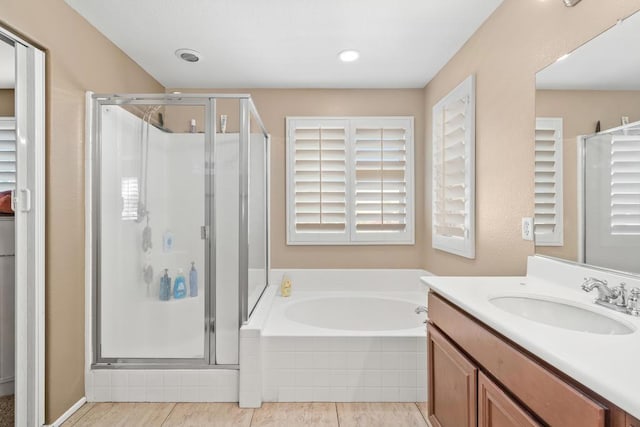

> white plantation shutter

[
  {"left": 0, "top": 118, "right": 16, "bottom": 193},
  {"left": 432, "top": 76, "right": 475, "bottom": 259},
  {"left": 351, "top": 118, "right": 413, "bottom": 243},
  {"left": 286, "top": 117, "right": 414, "bottom": 244},
  {"left": 534, "top": 118, "right": 563, "bottom": 246},
  {"left": 287, "top": 119, "right": 349, "bottom": 243},
  {"left": 610, "top": 135, "right": 640, "bottom": 235},
  {"left": 121, "top": 177, "right": 140, "bottom": 221}
]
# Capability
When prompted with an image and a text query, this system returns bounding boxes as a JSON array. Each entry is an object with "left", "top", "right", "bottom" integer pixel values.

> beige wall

[
  {"left": 0, "top": 89, "right": 14, "bottom": 116},
  {"left": 536, "top": 90, "right": 640, "bottom": 262},
  {"left": 423, "top": 0, "right": 640, "bottom": 276},
  {"left": 0, "top": 0, "right": 163, "bottom": 422},
  {"left": 166, "top": 88, "right": 426, "bottom": 268}
]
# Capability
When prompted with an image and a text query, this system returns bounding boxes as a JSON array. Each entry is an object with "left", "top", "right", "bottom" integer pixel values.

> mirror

[{"left": 535, "top": 10, "right": 640, "bottom": 275}]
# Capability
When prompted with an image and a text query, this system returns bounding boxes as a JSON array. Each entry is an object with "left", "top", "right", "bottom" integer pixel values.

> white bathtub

[
  {"left": 240, "top": 269, "right": 430, "bottom": 406},
  {"left": 264, "top": 293, "right": 426, "bottom": 336}
]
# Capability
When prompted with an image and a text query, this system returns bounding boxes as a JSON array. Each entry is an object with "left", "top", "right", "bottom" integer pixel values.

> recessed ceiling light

[
  {"left": 175, "top": 48, "right": 201, "bottom": 63},
  {"left": 339, "top": 50, "right": 360, "bottom": 63}
]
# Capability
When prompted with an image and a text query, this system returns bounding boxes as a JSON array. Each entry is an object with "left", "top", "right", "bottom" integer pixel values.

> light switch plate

[{"left": 522, "top": 217, "right": 534, "bottom": 241}]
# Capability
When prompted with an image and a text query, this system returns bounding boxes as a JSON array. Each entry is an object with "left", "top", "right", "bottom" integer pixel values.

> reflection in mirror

[
  {"left": 0, "top": 35, "right": 14, "bottom": 425},
  {"left": 535, "top": 10, "right": 640, "bottom": 275}
]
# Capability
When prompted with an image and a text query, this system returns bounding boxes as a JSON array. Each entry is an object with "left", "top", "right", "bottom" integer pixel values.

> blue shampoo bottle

[
  {"left": 189, "top": 262, "right": 198, "bottom": 297},
  {"left": 173, "top": 268, "right": 187, "bottom": 299}
]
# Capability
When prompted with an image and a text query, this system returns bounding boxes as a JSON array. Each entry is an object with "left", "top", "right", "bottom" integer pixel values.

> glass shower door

[{"left": 97, "top": 102, "right": 209, "bottom": 362}]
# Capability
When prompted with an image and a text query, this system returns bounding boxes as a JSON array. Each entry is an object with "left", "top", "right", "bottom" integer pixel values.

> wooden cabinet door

[
  {"left": 428, "top": 324, "right": 477, "bottom": 427},
  {"left": 628, "top": 413, "right": 640, "bottom": 427},
  {"left": 478, "top": 372, "right": 541, "bottom": 427}
]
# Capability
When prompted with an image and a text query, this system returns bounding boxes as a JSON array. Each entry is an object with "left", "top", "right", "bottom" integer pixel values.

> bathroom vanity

[{"left": 422, "top": 257, "right": 640, "bottom": 427}]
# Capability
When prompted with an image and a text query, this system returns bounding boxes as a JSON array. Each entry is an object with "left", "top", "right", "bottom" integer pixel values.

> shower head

[{"left": 563, "top": 0, "right": 582, "bottom": 6}]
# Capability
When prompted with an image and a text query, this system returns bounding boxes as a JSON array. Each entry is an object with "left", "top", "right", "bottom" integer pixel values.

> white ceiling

[
  {"left": 65, "top": 0, "right": 503, "bottom": 89},
  {"left": 0, "top": 40, "right": 15, "bottom": 89},
  {"left": 537, "top": 10, "right": 640, "bottom": 90}
]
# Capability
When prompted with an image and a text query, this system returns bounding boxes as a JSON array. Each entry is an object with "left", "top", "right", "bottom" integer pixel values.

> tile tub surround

[
  {"left": 262, "top": 337, "right": 427, "bottom": 403},
  {"left": 240, "top": 269, "right": 431, "bottom": 406},
  {"left": 421, "top": 255, "right": 640, "bottom": 420}
]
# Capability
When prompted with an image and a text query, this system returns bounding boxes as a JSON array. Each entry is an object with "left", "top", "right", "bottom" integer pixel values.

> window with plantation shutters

[
  {"left": 432, "top": 75, "right": 475, "bottom": 259},
  {"left": 286, "top": 117, "right": 414, "bottom": 245},
  {"left": 351, "top": 119, "right": 413, "bottom": 242},
  {"left": 610, "top": 135, "right": 640, "bottom": 236},
  {"left": 0, "top": 117, "right": 16, "bottom": 193},
  {"left": 287, "top": 118, "right": 349, "bottom": 243},
  {"left": 534, "top": 117, "right": 563, "bottom": 246}
]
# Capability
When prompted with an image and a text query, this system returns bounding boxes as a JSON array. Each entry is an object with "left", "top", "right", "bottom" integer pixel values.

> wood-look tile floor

[{"left": 62, "top": 402, "right": 429, "bottom": 427}]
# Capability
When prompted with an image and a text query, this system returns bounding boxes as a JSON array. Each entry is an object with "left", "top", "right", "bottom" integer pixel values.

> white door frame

[{"left": 1, "top": 26, "right": 46, "bottom": 427}]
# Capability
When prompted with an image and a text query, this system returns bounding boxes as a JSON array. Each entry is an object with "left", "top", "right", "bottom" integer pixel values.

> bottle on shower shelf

[
  {"left": 174, "top": 268, "right": 187, "bottom": 299},
  {"left": 189, "top": 262, "right": 198, "bottom": 297},
  {"left": 159, "top": 269, "right": 171, "bottom": 301}
]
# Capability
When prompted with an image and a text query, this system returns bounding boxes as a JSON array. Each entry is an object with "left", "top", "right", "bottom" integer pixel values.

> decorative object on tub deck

[
  {"left": 189, "top": 262, "right": 198, "bottom": 297},
  {"left": 280, "top": 275, "right": 292, "bottom": 297}
]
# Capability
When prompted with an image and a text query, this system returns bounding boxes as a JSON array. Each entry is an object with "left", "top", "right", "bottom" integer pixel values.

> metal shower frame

[{"left": 88, "top": 93, "right": 270, "bottom": 369}]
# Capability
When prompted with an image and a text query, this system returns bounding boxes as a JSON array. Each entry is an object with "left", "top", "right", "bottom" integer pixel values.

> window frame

[
  {"left": 286, "top": 116, "right": 415, "bottom": 245},
  {"left": 431, "top": 75, "right": 476, "bottom": 259}
]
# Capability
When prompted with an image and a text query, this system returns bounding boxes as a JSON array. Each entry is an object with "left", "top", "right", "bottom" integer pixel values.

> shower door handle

[{"left": 205, "top": 319, "right": 215, "bottom": 333}]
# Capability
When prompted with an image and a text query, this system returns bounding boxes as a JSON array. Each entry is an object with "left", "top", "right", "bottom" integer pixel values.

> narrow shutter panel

[
  {"left": 610, "top": 135, "right": 640, "bottom": 235},
  {"left": 534, "top": 118, "right": 563, "bottom": 246},
  {"left": 121, "top": 177, "right": 140, "bottom": 221},
  {"left": 352, "top": 119, "right": 412, "bottom": 241},
  {"left": 288, "top": 119, "right": 348, "bottom": 242},
  {"left": 0, "top": 118, "right": 16, "bottom": 192},
  {"left": 432, "top": 75, "right": 475, "bottom": 259}
]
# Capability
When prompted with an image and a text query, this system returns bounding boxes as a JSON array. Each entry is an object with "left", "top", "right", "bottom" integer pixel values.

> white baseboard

[{"left": 47, "top": 397, "right": 87, "bottom": 427}]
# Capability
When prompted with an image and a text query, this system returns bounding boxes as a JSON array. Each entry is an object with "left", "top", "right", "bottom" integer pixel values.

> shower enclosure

[
  {"left": 88, "top": 94, "right": 269, "bottom": 367},
  {"left": 583, "top": 121, "right": 640, "bottom": 274}
]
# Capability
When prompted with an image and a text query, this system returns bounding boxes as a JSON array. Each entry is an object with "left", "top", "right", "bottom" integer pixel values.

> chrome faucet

[
  {"left": 415, "top": 305, "right": 428, "bottom": 324},
  {"left": 581, "top": 277, "right": 617, "bottom": 303},
  {"left": 628, "top": 288, "right": 640, "bottom": 316},
  {"left": 582, "top": 277, "right": 640, "bottom": 316}
]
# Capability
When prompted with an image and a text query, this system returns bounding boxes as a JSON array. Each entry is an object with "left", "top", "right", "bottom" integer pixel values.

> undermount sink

[{"left": 489, "top": 295, "right": 635, "bottom": 335}]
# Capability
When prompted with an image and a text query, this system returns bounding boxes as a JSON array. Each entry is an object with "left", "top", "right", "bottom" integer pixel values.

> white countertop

[{"left": 421, "top": 274, "right": 640, "bottom": 420}]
